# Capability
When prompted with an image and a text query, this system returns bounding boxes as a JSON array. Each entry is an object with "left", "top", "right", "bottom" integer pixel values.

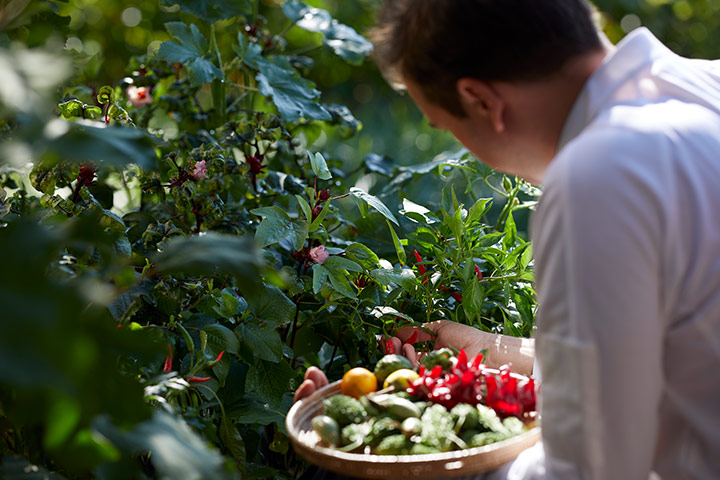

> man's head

[
  {"left": 372, "top": 0, "right": 606, "bottom": 183},
  {"left": 372, "top": 0, "right": 602, "bottom": 117}
]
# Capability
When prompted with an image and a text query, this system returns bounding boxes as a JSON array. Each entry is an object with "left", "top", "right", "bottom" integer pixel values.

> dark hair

[{"left": 372, "top": 0, "right": 602, "bottom": 116}]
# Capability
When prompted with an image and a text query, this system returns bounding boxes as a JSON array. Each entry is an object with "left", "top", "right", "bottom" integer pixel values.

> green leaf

[
  {"left": 295, "top": 195, "right": 312, "bottom": 223},
  {"left": 219, "top": 418, "right": 246, "bottom": 467},
  {"left": 309, "top": 201, "right": 331, "bottom": 231},
  {"left": 466, "top": 198, "right": 492, "bottom": 226},
  {"left": 324, "top": 266, "right": 356, "bottom": 298},
  {"left": 386, "top": 220, "right": 406, "bottom": 265},
  {"left": 202, "top": 324, "right": 239, "bottom": 355},
  {"left": 235, "top": 36, "right": 330, "bottom": 122},
  {"left": 255, "top": 68, "right": 330, "bottom": 122},
  {"left": 503, "top": 212, "right": 517, "bottom": 250},
  {"left": 236, "top": 321, "right": 283, "bottom": 363},
  {"left": 350, "top": 187, "right": 398, "bottom": 225},
  {"left": 520, "top": 243, "right": 533, "bottom": 270},
  {"left": 370, "top": 268, "right": 416, "bottom": 290},
  {"left": 187, "top": 56, "right": 224, "bottom": 86},
  {"left": 344, "top": 243, "right": 380, "bottom": 269},
  {"left": 462, "top": 279, "right": 484, "bottom": 323},
  {"left": 245, "top": 283, "right": 295, "bottom": 327},
  {"left": 96, "top": 85, "right": 114, "bottom": 104},
  {"left": 308, "top": 151, "right": 332, "bottom": 180},
  {"left": 364, "top": 153, "right": 394, "bottom": 176},
  {"left": 227, "top": 392, "right": 292, "bottom": 426},
  {"left": 369, "top": 306, "right": 414, "bottom": 323},
  {"left": 400, "top": 198, "right": 438, "bottom": 225},
  {"left": 121, "top": 411, "right": 228, "bottom": 480},
  {"left": 251, "top": 206, "right": 308, "bottom": 250},
  {"left": 312, "top": 264, "right": 355, "bottom": 298},
  {"left": 211, "top": 289, "right": 242, "bottom": 319},
  {"left": 151, "top": 233, "right": 263, "bottom": 295},
  {"left": 45, "top": 394, "right": 81, "bottom": 449},
  {"left": 245, "top": 359, "right": 295, "bottom": 407},
  {"left": 282, "top": 1, "right": 373, "bottom": 65},
  {"left": 327, "top": 104, "right": 361, "bottom": 139},
  {"left": 312, "top": 263, "right": 329, "bottom": 294},
  {"left": 476, "top": 232, "right": 504, "bottom": 248},
  {"left": 157, "top": 22, "right": 223, "bottom": 86},
  {"left": 448, "top": 206, "right": 464, "bottom": 246},
  {"left": 160, "top": 0, "right": 251, "bottom": 23},
  {"left": 39, "top": 119, "right": 158, "bottom": 170},
  {"left": 58, "top": 99, "right": 100, "bottom": 120},
  {"left": 323, "top": 256, "right": 363, "bottom": 273}
]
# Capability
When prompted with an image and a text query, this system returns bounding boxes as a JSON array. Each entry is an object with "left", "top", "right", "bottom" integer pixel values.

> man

[{"left": 298, "top": 0, "right": 720, "bottom": 478}]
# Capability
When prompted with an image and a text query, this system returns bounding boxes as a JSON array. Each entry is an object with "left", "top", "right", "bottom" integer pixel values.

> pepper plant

[{"left": 0, "top": 0, "right": 538, "bottom": 478}]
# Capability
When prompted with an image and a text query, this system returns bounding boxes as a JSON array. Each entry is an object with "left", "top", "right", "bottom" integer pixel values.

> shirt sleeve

[{"left": 513, "top": 128, "right": 666, "bottom": 480}]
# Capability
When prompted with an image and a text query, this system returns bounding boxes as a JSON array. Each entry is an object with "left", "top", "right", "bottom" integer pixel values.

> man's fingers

[
  {"left": 305, "top": 366, "right": 328, "bottom": 388},
  {"left": 294, "top": 379, "right": 317, "bottom": 403},
  {"left": 396, "top": 320, "right": 444, "bottom": 343},
  {"left": 390, "top": 336, "right": 402, "bottom": 354},
  {"left": 402, "top": 342, "right": 419, "bottom": 367}
]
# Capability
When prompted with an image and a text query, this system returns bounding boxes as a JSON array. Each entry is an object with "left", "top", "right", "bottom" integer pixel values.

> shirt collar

[{"left": 558, "top": 27, "right": 678, "bottom": 150}]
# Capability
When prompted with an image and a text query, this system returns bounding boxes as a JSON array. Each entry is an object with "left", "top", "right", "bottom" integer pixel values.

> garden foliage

[{"left": 0, "top": 1, "right": 537, "bottom": 478}]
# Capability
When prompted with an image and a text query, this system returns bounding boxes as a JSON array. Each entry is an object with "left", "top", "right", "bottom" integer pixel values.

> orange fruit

[{"left": 341, "top": 367, "right": 377, "bottom": 399}]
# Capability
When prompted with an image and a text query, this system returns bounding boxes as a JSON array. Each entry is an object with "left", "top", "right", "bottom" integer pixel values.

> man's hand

[
  {"left": 293, "top": 366, "right": 328, "bottom": 403},
  {"left": 293, "top": 320, "right": 535, "bottom": 403},
  {"left": 397, "top": 320, "right": 535, "bottom": 376}
]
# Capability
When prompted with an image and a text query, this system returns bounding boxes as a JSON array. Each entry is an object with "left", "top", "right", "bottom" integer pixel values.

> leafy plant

[{"left": 0, "top": 0, "right": 538, "bottom": 478}]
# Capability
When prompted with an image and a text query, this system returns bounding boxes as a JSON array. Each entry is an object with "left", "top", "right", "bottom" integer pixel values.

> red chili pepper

[
  {"left": 475, "top": 265, "right": 483, "bottom": 279},
  {"left": 163, "top": 344, "right": 173, "bottom": 372},
  {"left": 450, "top": 292, "right": 463, "bottom": 302},
  {"left": 404, "top": 330, "right": 419, "bottom": 345},
  {"left": 186, "top": 376, "right": 211, "bottom": 383},
  {"left": 384, "top": 339, "right": 395, "bottom": 355},
  {"left": 414, "top": 250, "right": 426, "bottom": 276},
  {"left": 214, "top": 351, "right": 224, "bottom": 363},
  {"left": 406, "top": 348, "right": 536, "bottom": 415}
]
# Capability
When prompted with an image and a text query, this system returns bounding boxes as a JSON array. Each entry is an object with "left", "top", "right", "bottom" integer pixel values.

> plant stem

[
  {"left": 252, "top": 0, "right": 259, "bottom": 24},
  {"left": 210, "top": 24, "right": 226, "bottom": 122},
  {"left": 325, "top": 326, "right": 346, "bottom": 374}
]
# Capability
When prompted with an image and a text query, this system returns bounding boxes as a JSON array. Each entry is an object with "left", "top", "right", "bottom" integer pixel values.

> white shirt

[{"left": 495, "top": 27, "right": 720, "bottom": 480}]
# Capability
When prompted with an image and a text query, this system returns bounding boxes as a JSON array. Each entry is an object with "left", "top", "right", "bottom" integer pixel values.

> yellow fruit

[
  {"left": 341, "top": 367, "right": 378, "bottom": 399},
  {"left": 383, "top": 368, "right": 420, "bottom": 391}
]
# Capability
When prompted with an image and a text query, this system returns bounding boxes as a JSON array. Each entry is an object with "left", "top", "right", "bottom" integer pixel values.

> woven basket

[{"left": 286, "top": 380, "right": 540, "bottom": 479}]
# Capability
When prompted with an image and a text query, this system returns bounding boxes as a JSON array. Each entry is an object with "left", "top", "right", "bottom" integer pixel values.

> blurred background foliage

[
  {"left": 5, "top": 0, "right": 718, "bottom": 227},
  {"left": 5, "top": 0, "right": 720, "bottom": 171}
]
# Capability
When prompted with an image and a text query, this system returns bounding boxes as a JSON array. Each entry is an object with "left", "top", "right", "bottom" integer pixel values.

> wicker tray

[{"left": 286, "top": 380, "right": 540, "bottom": 479}]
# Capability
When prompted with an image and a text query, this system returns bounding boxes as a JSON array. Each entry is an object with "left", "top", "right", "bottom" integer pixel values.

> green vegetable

[
  {"left": 341, "top": 422, "right": 371, "bottom": 450},
  {"left": 401, "top": 417, "right": 422, "bottom": 437},
  {"left": 418, "top": 347, "right": 454, "bottom": 371},
  {"left": 374, "top": 434, "right": 412, "bottom": 455},
  {"left": 323, "top": 395, "right": 366, "bottom": 427},
  {"left": 477, "top": 404, "right": 507, "bottom": 433},
  {"left": 368, "top": 416, "right": 401, "bottom": 447},
  {"left": 385, "top": 397, "right": 422, "bottom": 420},
  {"left": 464, "top": 431, "right": 508, "bottom": 447},
  {"left": 410, "top": 443, "right": 441, "bottom": 455},
  {"left": 312, "top": 415, "right": 340, "bottom": 446},
  {"left": 374, "top": 354, "right": 413, "bottom": 385},
  {"left": 502, "top": 416, "right": 526, "bottom": 436},
  {"left": 419, "top": 404, "right": 454, "bottom": 452},
  {"left": 359, "top": 395, "right": 382, "bottom": 417},
  {"left": 451, "top": 403, "right": 480, "bottom": 432}
]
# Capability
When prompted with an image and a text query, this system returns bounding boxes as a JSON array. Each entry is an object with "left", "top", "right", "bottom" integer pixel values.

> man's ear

[{"left": 456, "top": 78, "right": 505, "bottom": 133}]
